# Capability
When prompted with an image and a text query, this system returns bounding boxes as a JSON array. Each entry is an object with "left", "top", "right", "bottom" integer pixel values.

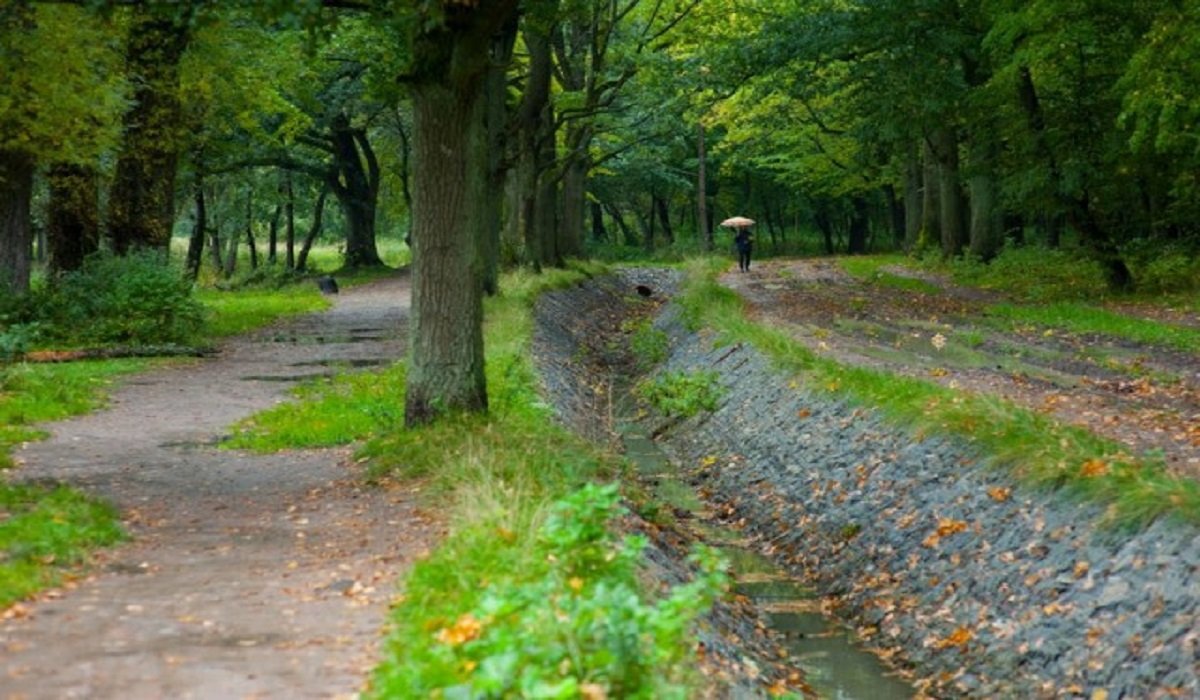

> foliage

[
  {"left": 627, "top": 319, "right": 669, "bottom": 369},
  {"left": 0, "top": 482, "right": 124, "bottom": 608},
  {"left": 839, "top": 256, "right": 943, "bottom": 295},
  {"left": 680, "top": 257, "right": 1200, "bottom": 528},
  {"left": 372, "top": 483, "right": 727, "bottom": 699},
  {"left": 932, "top": 246, "right": 1111, "bottom": 302},
  {"left": 20, "top": 253, "right": 206, "bottom": 346},
  {"left": 986, "top": 303, "right": 1200, "bottom": 354},
  {"left": 637, "top": 370, "right": 723, "bottom": 418}
]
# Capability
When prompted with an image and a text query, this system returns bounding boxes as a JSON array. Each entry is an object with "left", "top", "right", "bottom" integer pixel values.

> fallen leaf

[
  {"left": 933, "top": 626, "right": 972, "bottom": 650},
  {"left": 1079, "top": 459, "right": 1108, "bottom": 478},
  {"left": 987, "top": 486, "right": 1011, "bottom": 502}
]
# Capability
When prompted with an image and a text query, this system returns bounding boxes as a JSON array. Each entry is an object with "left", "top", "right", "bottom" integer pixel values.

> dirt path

[
  {"left": 722, "top": 259, "right": 1200, "bottom": 478},
  {"left": 1, "top": 272, "right": 436, "bottom": 700}
]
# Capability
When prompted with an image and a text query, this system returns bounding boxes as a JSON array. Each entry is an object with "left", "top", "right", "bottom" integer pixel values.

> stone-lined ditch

[{"left": 533, "top": 269, "right": 1199, "bottom": 698}]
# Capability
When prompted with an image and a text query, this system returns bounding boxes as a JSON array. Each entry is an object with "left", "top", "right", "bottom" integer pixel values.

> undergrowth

[
  {"left": 228, "top": 259, "right": 726, "bottom": 697},
  {"left": 680, "top": 257, "right": 1200, "bottom": 528},
  {"left": 637, "top": 370, "right": 723, "bottom": 418}
]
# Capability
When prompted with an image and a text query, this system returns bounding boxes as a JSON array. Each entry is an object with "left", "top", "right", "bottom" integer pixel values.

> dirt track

[
  {"left": 723, "top": 259, "right": 1200, "bottom": 478},
  {"left": 1, "top": 272, "right": 435, "bottom": 700}
]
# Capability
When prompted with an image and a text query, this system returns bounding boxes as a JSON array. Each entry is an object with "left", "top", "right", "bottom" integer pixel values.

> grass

[
  {"left": 196, "top": 286, "right": 330, "bottom": 338},
  {"left": 0, "top": 359, "right": 142, "bottom": 607},
  {"left": 986, "top": 302, "right": 1200, "bottom": 354},
  {"left": 838, "top": 255, "right": 943, "bottom": 295},
  {"left": 679, "top": 257, "right": 1200, "bottom": 528},
  {"left": 226, "top": 259, "right": 723, "bottom": 696},
  {"left": 0, "top": 482, "right": 125, "bottom": 608}
]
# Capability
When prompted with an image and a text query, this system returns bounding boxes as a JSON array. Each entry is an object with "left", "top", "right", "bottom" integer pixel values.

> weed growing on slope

[{"left": 638, "top": 370, "right": 723, "bottom": 418}]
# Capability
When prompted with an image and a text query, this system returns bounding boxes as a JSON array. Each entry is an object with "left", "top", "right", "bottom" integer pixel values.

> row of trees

[{"left": 3, "top": 1, "right": 1196, "bottom": 424}]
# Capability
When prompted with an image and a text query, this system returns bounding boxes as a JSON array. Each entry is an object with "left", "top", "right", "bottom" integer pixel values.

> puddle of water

[
  {"left": 617, "top": 418, "right": 915, "bottom": 700},
  {"left": 289, "top": 358, "right": 389, "bottom": 368},
  {"left": 239, "top": 373, "right": 331, "bottom": 383}
]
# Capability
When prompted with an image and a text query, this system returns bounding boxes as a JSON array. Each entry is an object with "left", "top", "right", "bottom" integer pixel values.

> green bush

[
  {"left": 373, "top": 483, "right": 727, "bottom": 699},
  {"left": 627, "top": 319, "right": 669, "bottom": 369},
  {"left": 1122, "top": 240, "right": 1200, "bottom": 294},
  {"left": 35, "top": 252, "right": 205, "bottom": 345},
  {"left": 941, "top": 245, "right": 1110, "bottom": 302},
  {"left": 638, "top": 370, "right": 724, "bottom": 418}
]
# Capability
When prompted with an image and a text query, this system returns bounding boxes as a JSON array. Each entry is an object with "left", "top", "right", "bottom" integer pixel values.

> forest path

[
  {"left": 721, "top": 258, "right": 1200, "bottom": 478},
  {"left": 1, "top": 271, "right": 435, "bottom": 700}
]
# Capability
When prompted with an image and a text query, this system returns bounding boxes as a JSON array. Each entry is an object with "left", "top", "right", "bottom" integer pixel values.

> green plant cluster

[
  {"left": 374, "top": 484, "right": 727, "bottom": 699},
  {"left": 1, "top": 253, "right": 205, "bottom": 347},
  {"left": 0, "top": 482, "right": 124, "bottom": 607},
  {"left": 637, "top": 370, "right": 724, "bottom": 418},
  {"left": 626, "top": 319, "right": 669, "bottom": 369}
]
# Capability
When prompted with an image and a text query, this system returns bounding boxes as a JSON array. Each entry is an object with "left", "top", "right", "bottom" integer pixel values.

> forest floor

[
  {"left": 0, "top": 271, "right": 436, "bottom": 700},
  {"left": 723, "top": 258, "right": 1200, "bottom": 479}
]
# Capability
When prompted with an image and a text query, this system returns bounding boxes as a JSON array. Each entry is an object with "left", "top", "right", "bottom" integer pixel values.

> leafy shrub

[
  {"left": 384, "top": 483, "right": 727, "bottom": 699},
  {"left": 638, "top": 370, "right": 724, "bottom": 418},
  {"left": 37, "top": 252, "right": 205, "bottom": 345},
  {"left": 941, "top": 245, "right": 1109, "bottom": 302},
  {"left": 627, "top": 319, "right": 669, "bottom": 369},
  {"left": 1121, "top": 240, "right": 1200, "bottom": 294}
]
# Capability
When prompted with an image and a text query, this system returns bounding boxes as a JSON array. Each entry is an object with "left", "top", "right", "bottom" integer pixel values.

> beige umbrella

[{"left": 720, "top": 216, "right": 755, "bottom": 227}]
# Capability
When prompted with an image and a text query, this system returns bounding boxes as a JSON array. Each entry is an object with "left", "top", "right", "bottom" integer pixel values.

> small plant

[
  {"left": 638, "top": 370, "right": 724, "bottom": 418},
  {"left": 627, "top": 319, "right": 669, "bottom": 369}
]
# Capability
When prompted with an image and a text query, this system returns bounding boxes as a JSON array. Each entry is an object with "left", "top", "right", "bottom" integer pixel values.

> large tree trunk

[
  {"left": 184, "top": 175, "right": 206, "bottom": 281},
  {"left": 109, "top": 10, "right": 190, "bottom": 255},
  {"left": 405, "top": 3, "right": 515, "bottom": 426},
  {"left": 698, "top": 123, "right": 712, "bottom": 251},
  {"left": 559, "top": 146, "right": 587, "bottom": 259},
  {"left": 930, "top": 127, "right": 965, "bottom": 258},
  {"left": 903, "top": 142, "right": 922, "bottom": 250},
  {"left": 967, "top": 135, "right": 1003, "bottom": 262},
  {"left": 480, "top": 17, "right": 517, "bottom": 295},
  {"left": 46, "top": 163, "right": 100, "bottom": 276},
  {"left": 328, "top": 113, "right": 383, "bottom": 269},
  {"left": 0, "top": 150, "right": 34, "bottom": 296},
  {"left": 517, "top": 25, "right": 555, "bottom": 270},
  {"left": 920, "top": 139, "right": 940, "bottom": 250}
]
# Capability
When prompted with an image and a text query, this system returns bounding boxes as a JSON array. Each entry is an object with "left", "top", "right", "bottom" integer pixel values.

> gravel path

[{"left": 1, "top": 272, "right": 435, "bottom": 700}]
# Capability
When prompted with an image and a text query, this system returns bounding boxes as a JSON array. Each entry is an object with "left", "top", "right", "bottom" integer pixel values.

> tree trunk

[
  {"left": 848, "top": 197, "right": 869, "bottom": 254},
  {"left": 328, "top": 113, "right": 383, "bottom": 269},
  {"left": 46, "top": 163, "right": 100, "bottom": 276},
  {"left": 208, "top": 187, "right": 223, "bottom": 273},
  {"left": 405, "top": 3, "right": 515, "bottom": 425},
  {"left": 481, "top": 17, "right": 517, "bottom": 295},
  {"left": 296, "top": 187, "right": 329, "bottom": 273},
  {"left": 109, "top": 10, "right": 190, "bottom": 255},
  {"left": 920, "top": 139, "right": 940, "bottom": 250},
  {"left": 930, "top": 127, "right": 965, "bottom": 258},
  {"left": 0, "top": 150, "right": 34, "bottom": 296},
  {"left": 184, "top": 175, "right": 206, "bottom": 281},
  {"left": 903, "top": 142, "right": 922, "bottom": 250},
  {"left": 883, "top": 184, "right": 905, "bottom": 248},
  {"left": 590, "top": 201, "right": 606, "bottom": 241},
  {"left": 967, "top": 135, "right": 1003, "bottom": 262},
  {"left": 517, "top": 24, "right": 555, "bottom": 270},
  {"left": 267, "top": 203, "right": 281, "bottom": 265},
  {"left": 655, "top": 195, "right": 674, "bottom": 244},
  {"left": 559, "top": 148, "right": 587, "bottom": 259},
  {"left": 605, "top": 203, "right": 637, "bottom": 246},
  {"left": 284, "top": 173, "right": 295, "bottom": 269},
  {"left": 698, "top": 123, "right": 712, "bottom": 251},
  {"left": 643, "top": 197, "right": 656, "bottom": 253},
  {"left": 223, "top": 220, "right": 239, "bottom": 278},
  {"left": 245, "top": 192, "right": 259, "bottom": 270}
]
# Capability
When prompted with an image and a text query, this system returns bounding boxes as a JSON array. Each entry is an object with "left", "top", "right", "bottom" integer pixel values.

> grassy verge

[
  {"left": 197, "top": 285, "right": 330, "bottom": 338},
  {"left": 681, "top": 257, "right": 1200, "bottom": 528},
  {"left": 838, "top": 255, "right": 943, "bottom": 295},
  {"left": 0, "top": 483, "right": 124, "bottom": 608},
  {"left": 229, "top": 261, "right": 726, "bottom": 697},
  {"left": 0, "top": 359, "right": 143, "bottom": 607},
  {"left": 985, "top": 302, "right": 1200, "bottom": 354}
]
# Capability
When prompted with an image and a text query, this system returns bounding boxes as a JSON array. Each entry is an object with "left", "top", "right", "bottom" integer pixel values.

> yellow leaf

[
  {"left": 435, "top": 614, "right": 483, "bottom": 646},
  {"left": 936, "top": 518, "right": 968, "bottom": 536},
  {"left": 568, "top": 577, "right": 584, "bottom": 592},
  {"left": 1074, "top": 561, "right": 1090, "bottom": 578},
  {"left": 1079, "top": 459, "right": 1108, "bottom": 478},
  {"left": 1091, "top": 690, "right": 1109, "bottom": 700},
  {"left": 934, "top": 626, "right": 973, "bottom": 650},
  {"left": 987, "top": 486, "right": 1011, "bottom": 502}
]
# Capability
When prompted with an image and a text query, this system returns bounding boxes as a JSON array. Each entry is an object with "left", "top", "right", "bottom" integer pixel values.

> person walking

[{"left": 734, "top": 226, "right": 753, "bottom": 272}]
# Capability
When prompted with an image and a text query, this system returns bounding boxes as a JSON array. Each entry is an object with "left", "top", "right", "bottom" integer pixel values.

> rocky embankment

[{"left": 534, "top": 270, "right": 1199, "bottom": 699}]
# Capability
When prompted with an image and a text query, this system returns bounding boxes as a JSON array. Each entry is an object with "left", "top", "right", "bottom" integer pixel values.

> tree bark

[
  {"left": 267, "top": 203, "right": 281, "bottom": 265},
  {"left": 184, "top": 175, "right": 206, "bottom": 281},
  {"left": 405, "top": 3, "right": 516, "bottom": 425},
  {"left": 698, "top": 123, "right": 712, "bottom": 251},
  {"left": 655, "top": 195, "right": 674, "bottom": 244},
  {"left": 327, "top": 113, "right": 383, "bottom": 268},
  {"left": 109, "top": 9, "right": 190, "bottom": 255},
  {"left": 46, "top": 163, "right": 100, "bottom": 276},
  {"left": 245, "top": 192, "right": 259, "bottom": 270},
  {"left": 930, "top": 127, "right": 965, "bottom": 258},
  {"left": 920, "top": 139, "right": 940, "bottom": 250},
  {"left": 0, "top": 150, "right": 34, "bottom": 296},
  {"left": 590, "top": 201, "right": 606, "bottom": 241},
  {"left": 516, "top": 25, "right": 556, "bottom": 270},
  {"left": 284, "top": 173, "right": 296, "bottom": 269},
  {"left": 605, "top": 203, "right": 637, "bottom": 246},
  {"left": 848, "top": 197, "right": 869, "bottom": 254},
  {"left": 967, "top": 134, "right": 1003, "bottom": 261},
  {"left": 296, "top": 187, "right": 329, "bottom": 273},
  {"left": 481, "top": 17, "right": 518, "bottom": 295},
  {"left": 903, "top": 141, "right": 922, "bottom": 250}
]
